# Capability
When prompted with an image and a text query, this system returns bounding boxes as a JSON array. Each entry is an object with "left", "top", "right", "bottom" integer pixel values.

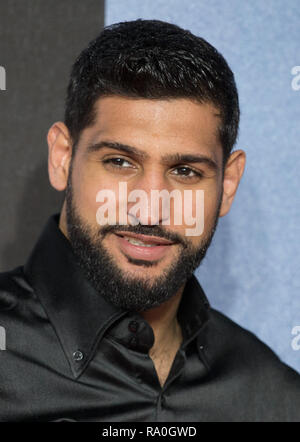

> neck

[{"left": 139, "top": 284, "right": 185, "bottom": 358}]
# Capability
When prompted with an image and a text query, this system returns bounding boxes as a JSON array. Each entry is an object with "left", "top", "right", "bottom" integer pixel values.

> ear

[
  {"left": 47, "top": 122, "right": 73, "bottom": 191},
  {"left": 219, "top": 149, "right": 246, "bottom": 217}
]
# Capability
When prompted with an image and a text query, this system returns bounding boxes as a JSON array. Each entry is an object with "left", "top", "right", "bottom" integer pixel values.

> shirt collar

[{"left": 24, "top": 214, "right": 210, "bottom": 378}]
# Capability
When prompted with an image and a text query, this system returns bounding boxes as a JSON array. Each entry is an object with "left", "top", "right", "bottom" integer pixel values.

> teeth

[{"left": 124, "top": 236, "right": 157, "bottom": 247}]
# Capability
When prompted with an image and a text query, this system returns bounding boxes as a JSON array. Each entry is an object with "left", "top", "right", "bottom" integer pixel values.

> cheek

[
  {"left": 203, "top": 185, "right": 222, "bottom": 232},
  {"left": 183, "top": 185, "right": 220, "bottom": 241},
  {"left": 158, "top": 185, "right": 220, "bottom": 242},
  {"left": 185, "top": 185, "right": 220, "bottom": 223},
  {"left": 71, "top": 165, "right": 120, "bottom": 225}
]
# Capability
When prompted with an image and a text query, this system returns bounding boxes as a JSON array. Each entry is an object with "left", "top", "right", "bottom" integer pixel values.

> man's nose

[{"left": 127, "top": 170, "right": 170, "bottom": 226}]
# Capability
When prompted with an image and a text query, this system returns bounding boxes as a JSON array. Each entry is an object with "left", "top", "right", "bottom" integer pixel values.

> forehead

[{"left": 80, "top": 96, "right": 223, "bottom": 164}]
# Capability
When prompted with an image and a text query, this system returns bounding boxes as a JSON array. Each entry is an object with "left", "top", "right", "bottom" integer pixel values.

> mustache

[{"left": 98, "top": 223, "right": 189, "bottom": 247}]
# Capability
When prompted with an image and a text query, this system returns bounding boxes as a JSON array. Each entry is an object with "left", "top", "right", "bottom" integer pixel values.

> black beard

[{"left": 65, "top": 178, "right": 221, "bottom": 312}]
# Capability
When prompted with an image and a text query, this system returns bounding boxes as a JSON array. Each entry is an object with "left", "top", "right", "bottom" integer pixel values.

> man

[{"left": 0, "top": 19, "right": 299, "bottom": 422}]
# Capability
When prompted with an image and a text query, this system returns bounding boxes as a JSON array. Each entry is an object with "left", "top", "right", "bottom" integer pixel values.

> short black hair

[{"left": 64, "top": 19, "right": 239, "bottom": 164}]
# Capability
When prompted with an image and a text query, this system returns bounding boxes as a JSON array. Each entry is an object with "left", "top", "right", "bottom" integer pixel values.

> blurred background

[{"left": 0, "top": 0, "right": 299, "bottom": 371}]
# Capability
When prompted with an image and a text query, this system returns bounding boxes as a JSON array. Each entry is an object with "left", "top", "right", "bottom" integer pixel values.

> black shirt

[{"left": 0, "top": 214, "right": 299, "bottom": 422}]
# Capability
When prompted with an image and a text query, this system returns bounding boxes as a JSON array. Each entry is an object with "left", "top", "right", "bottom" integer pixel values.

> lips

[
  {"left": 113, "top": 232, "right": 176, "bottom": 261},
  {"left": 115, "top": 232, "right": 175, "bottom": 246}
]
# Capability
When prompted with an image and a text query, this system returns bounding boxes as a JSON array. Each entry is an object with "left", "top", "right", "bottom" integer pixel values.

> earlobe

[
  {"left": 47, "top": 122, "right": 73, "bottom": 191},
  {"left": 219, "top": 149, "right": 246, "bottom": 217}
]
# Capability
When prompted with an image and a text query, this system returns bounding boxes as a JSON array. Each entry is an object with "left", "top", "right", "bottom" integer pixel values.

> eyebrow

[
  {"left": 86, "top": 140, "right": 219, "bottom": 171},
  {"left": 86, "top": 141, "right": 149, "bottom": 160}
]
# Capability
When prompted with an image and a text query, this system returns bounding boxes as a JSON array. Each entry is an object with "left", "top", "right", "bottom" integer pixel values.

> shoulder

[
  {"left": 0, "top": 266, "right": 33, "bottom": 310},
  {"left": 0, "top": 266, "right": 37, "bottom": 326},
  {"left": 201, "top": 308, "right": 300, "bottom": 421},
  {"left": 207, "top": 308, "right": 299, "bottom": 377}
]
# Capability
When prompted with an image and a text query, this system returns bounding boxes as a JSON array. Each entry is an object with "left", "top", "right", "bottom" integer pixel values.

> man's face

[{"left": 63, "top": 96, "right": 224, "bottom": 311}]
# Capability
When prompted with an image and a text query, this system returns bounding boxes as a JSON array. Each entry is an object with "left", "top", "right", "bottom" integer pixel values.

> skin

[{"left": 47, "top": 96, "right": 246, "bottom": 386}]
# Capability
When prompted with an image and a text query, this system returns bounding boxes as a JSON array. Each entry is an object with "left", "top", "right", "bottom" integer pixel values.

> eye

[
  {"left": 102, "top": 157, "right": 135, "bottom": 169},
  {"left": 171, "top": 166, "right": 203, "bottom": 179}
]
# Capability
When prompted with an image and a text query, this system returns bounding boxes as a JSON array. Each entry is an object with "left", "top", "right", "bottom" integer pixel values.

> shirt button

[
  {"left": 128, "top": 320, "right": 139, "bottom": 333},
  {"left": 73, "top": 350, "right": 84, "bottom": 362},
  {"left": 129, "top": 336, "right": 138, "bottom": 348}
]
